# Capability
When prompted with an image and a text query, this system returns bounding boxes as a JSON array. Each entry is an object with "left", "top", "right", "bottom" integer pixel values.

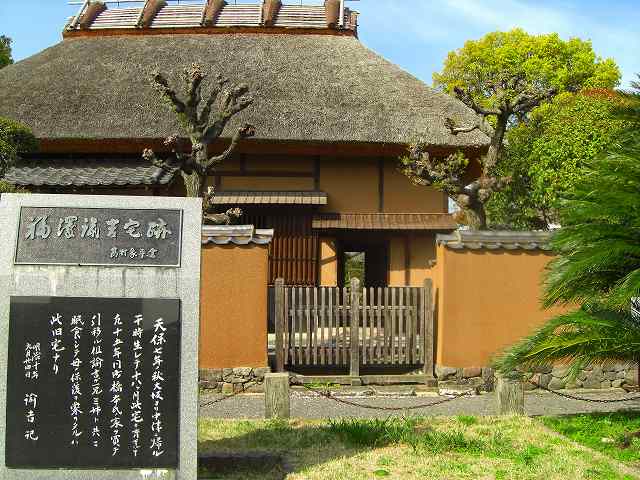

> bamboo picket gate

[{"left": 274, "top": 278, "right": 434, "bottom": 378}]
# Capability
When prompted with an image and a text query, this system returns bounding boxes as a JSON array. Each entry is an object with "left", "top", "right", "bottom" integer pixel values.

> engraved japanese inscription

[
  {"left": 5, "top": 297, "right": 181, "bottom": 469},
  {"left": 14, "top": 207, "right": 183, "bottom": 266}
]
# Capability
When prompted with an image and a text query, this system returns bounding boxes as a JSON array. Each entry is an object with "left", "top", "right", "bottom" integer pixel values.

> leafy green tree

[
  {"left": 488, "top": 90, "right": 636, "bottom": 229},
  {"left": 402, "top": 29, "right": 620, "bottom": 229},
  {"left": 0, "top": 35, "right": 13, "bottom": 69},
  {"left": 0, "top": 117, "right": 38, "bottom": 178},
  {"left": 494, "top": 91, "right": 640, "bottom": 376}
]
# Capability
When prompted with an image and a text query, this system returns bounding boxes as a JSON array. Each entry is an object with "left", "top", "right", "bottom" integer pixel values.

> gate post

[
  {"left": 264, "top": 372, "right": 290, "bottom": 419},
  {"left": 423, "top": 278, "right": 435, "bottom": 382},
  {"left": 496, "top": 374, "right": 525, "bottom": 415},
  {"left": 350, "top": 277, "right": 361, "bottom": 384},
  {"left": 274, "top": 278, "right": 285, "bottom": 373}
]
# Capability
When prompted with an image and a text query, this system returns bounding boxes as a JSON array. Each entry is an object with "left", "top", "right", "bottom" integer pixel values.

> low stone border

[
  {"left": 436, "top": 363, "right": 639, "bottom": 391},
  {"left": 200, "top": 367, "right": 271, "bottom": 393}
]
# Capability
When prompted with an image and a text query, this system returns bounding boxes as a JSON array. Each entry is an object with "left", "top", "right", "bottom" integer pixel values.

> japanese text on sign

[{"left": 15, "top": 207, "right": 182, "bottom": 267}]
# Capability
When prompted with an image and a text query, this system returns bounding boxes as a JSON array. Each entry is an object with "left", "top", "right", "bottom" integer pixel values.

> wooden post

[
  {"left": 496, "top": 374, "right": 525, "bottom": 415},
  {"left": 274, "top": 278, "right": 285, "bottom": 373},
  {"left": 264, "top": 373, "right": 290, "bottom": 419},
  {"left": 350, "top": 277, "right": 361, "bottom": 383},
  {"left": 423, "top": 279, "right": 435, "bottom": 382}
]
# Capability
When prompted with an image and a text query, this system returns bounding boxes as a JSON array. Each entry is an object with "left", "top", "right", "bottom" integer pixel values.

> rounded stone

[
  {"left": 565, "top": 379, "right": 579, "bottom": 389},
  {"left": 583, "top": 375, "right": 603, "bottom": 389},
  {"left": 233, "top": 367, "right": 253, "bottom": 377},
  {"left": 538, "top": 373, "right": 552, "bottom": 389},
  {"left": 435, "top": 365, "right": 459, "bottom": 380},
  {"left": 548, "top": 377, "right": 566, "bottom": 390},
  {"left": 552, "top": 366, "right": 570, "bottom": 378},
  {"left": 253, "top": 367, "right": 270, "bottom": 380},
  {"left": 221, "top": 382, "right": 234, "bottom": 394},
  {"left": 462, "top": 367, "right": 482, "bottom": 379},
  {"left": 625, "top": 369, "right": 639, "bottom": 385},
  {"left": 605, "top": 371, "right": 617, "bottom": 381}
]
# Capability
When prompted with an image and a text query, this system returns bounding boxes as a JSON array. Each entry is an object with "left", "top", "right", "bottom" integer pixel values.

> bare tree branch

[
  {"left": 198, "top": 75, "right": 229, "bottom": 127},
  {"left": 204, "top": 124, "right": 256, "bottom": 173},
  {"left": 453, "top": 86, "right": 501, "bottom": 116},
  {"left": 184, "top": 64, "right": 205, "bottom": 114},
  {"left": 151, "top": 71, "right": 186, "bottom": 114},
  {"left": 142, "top": 148, "right": 177, "bottom": 173},
  {"left": 511, "top": 88, "right": 557, "bottom": 113},
  {"left": 445, "top": 118, "right": 480, "bottom": 135}
]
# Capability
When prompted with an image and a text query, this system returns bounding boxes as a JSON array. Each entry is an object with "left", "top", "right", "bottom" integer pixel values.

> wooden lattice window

[{"left": 243, "top": 211, "right": 319, "bottom": 285}]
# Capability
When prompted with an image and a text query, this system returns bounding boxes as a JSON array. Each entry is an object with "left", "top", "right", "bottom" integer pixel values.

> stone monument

[{"left": 0, "top": 194, "right": 202, "bottom": 480}]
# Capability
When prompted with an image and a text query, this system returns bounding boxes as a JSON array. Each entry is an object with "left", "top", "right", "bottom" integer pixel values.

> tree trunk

[
  {"left": 463, "top": 205, "right": 487, "bottom": 230},
  {"left": 181, "top": 170, "right": 205, "bottom": 198},
  {"left": 483, "top": 114, "right": 508, "bottom": 174}
]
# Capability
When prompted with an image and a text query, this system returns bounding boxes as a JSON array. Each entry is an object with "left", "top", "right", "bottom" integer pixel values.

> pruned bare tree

[
  {"left": 143, "top": 63, "right": 255, "bottom": 223},
  {"left": 401, "top": 83, "right": 556, "bottom": 230}
]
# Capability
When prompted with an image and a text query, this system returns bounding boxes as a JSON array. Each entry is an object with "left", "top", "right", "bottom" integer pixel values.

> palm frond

[{"left": 494, "top": 308, "right": 640, "bottom": 377}]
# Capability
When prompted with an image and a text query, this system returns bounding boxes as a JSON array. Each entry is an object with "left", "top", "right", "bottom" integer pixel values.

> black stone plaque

[
  {"left": 5, "top": 296, "right": 180, "bottom": 469},
  {"left": 14, "top": 207, "right": 183, "bottom": 267}
]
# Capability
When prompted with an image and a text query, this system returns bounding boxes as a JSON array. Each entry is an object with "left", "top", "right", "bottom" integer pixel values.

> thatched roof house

[{"left": 0, "top": 0, "right": 487, "bottom": 288}]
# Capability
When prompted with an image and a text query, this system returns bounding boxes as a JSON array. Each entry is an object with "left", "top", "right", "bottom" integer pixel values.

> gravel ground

[{"left": 199, "top": 389, "right": 640, "bottom": 419}]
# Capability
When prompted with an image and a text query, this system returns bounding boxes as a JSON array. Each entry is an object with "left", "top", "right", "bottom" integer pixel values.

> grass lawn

[
  {"left": 543, "top": 412, "right": 640, "bottom": 467},
  {"left": 198, "top": 416, "right": 637, "bottom": 479}
]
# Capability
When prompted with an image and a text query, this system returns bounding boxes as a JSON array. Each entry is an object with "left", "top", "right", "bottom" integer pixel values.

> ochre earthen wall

[
  {"left": 199, "top": 243, "right": 269, "bottom": 369},
  {"left": 382, "top": 162, "right": 447, "bottom": 213},
  {"left": 433, "top": 246, "right": 566, "bottom": 368}
]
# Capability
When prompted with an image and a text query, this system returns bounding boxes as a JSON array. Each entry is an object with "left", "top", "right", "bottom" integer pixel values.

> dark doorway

[{"left": 338, "top": 236, "right": 389, "bottom": 287}]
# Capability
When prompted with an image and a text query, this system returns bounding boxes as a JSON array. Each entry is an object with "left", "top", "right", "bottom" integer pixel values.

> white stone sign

[{"left": 0, "top": 194, "right": 202, "bottom": 480}]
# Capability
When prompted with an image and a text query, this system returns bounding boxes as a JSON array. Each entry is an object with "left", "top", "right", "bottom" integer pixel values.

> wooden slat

[
  {"left": 411, "top": 287, "right": 418, "bottom": 364},
  {"left": 398, "top": 288, "right": 405, "bottom": 364},
  {"left": 369, "top": 287, "right": 375, "bottom": 363},
  {"left": 334, "top": 287, "right": 340, "bottom": 365},
  {"left": 384, "top": 287, "right": 390, "bottom": 363},
  {"left": 390, "top": 288, "right": 396, "bottom": 364},
  {"left": 305, "top": 287, "right": 311, "bottom": 365},
  {"left": 423, "top": 279, "right": 435, "bottom": 378},
  {"left": 290, "top": 287, "right": 297, "bottom": 366},
  {"left": 419, "top": 285, "right": 425, "bottom": 364},
  {"left": 342, "top": 287, "right": 348, "bottom": 366},
  {"left": 320, "top": 287, "right": 326, "bottom": 366},
  {"left": 313, "top": 287, "right": 318, "bottom": 365},
  {"left": 376, "top": 287, "right": 382, "bottom": 364},
  {"left": 362, "top": 287, "right": 367, "bottom": 365},
  {"left": 328, "top": 287, "right": 334, "bottom": 365},
  {"left": 274, "top": 279, "right": 285, "bottom": 372},
  {"left": 297, "top": 287, "right": 303, "bottom": 365},
  {"left": 284, "top": 287, "right": 290, "bottom": 365}
]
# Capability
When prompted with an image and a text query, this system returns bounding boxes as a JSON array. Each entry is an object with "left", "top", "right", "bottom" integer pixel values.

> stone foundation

[
  {"left": 436, "top": 363, "right": 639, "bottom": 391},
  {"left": 199, "top": 367, "right": 271, "bottom": 393}
]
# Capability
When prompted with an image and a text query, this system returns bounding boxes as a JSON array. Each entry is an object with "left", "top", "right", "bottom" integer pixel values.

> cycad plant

[{"left": 494, "top": 87, "right": 640, "bottom": 377}]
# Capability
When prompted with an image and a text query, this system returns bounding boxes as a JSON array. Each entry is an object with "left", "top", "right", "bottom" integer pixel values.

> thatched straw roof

[{"left": 0, "top": 34, "right": 489, "bottom": 147}]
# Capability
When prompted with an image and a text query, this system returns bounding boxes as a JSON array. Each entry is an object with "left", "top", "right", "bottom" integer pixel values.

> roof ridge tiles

[{"left": 65, "top": 1, "right": 359, "bottom": 34}]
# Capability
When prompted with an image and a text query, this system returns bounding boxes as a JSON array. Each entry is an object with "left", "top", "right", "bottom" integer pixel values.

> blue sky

[{"left": 1, "top": 0, "right": 639, "bottom": 88}]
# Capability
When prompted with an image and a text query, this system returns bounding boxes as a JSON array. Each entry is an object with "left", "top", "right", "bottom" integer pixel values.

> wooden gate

[{"left": 273, "top": 278, "right": 434, "bottom": 378}]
